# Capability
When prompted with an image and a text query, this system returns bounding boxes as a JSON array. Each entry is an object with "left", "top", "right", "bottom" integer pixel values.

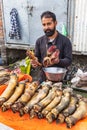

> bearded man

[{"left": 31, "top": 11, "right": 72, "bottom": 84}]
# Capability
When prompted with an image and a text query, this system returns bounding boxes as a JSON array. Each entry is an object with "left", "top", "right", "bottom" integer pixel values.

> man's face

[{"left": 41, "top": 17, "right": 57, "bottom": 37}]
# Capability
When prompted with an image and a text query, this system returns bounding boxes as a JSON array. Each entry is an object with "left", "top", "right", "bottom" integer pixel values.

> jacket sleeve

[
  {"left": 57, "top": 38, "right": 72, "bottom": 68},
  {"left": 34, "top": 39, "right": 41, "bottom": 62}
]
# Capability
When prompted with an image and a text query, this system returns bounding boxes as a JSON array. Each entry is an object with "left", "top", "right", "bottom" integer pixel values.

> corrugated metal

[{"left": 68, "top": 0, "right": 87, "bottom": 54}]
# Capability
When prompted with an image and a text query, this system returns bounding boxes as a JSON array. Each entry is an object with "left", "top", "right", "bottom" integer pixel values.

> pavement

[{"left": 0, "top": 123, "right": 14, "bottom": 130}]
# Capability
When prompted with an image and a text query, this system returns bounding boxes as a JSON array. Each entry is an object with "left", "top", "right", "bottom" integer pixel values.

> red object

[
  {"left": 51, "top": 49, "right": 60, "bottom": 58},
  {"left": 47, "top": 45, "right": 57, "bottom": 53},
  {"left": 47, "top": 45, "right": 57, "bottom": 56}
]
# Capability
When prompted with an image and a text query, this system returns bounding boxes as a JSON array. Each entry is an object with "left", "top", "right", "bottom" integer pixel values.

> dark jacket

[{"left": 35, "top": 32, "right": 72, "bottom": 83}]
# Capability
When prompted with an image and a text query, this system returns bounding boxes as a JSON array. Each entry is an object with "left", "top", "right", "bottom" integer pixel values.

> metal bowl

[{"left": 43, "top": 67, "right": 67, "bottom": 82}]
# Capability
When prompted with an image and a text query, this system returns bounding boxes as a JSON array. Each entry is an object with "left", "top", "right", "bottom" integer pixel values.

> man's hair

[{"left": 41, "top": 11, "right": 56, "bottom": 22}]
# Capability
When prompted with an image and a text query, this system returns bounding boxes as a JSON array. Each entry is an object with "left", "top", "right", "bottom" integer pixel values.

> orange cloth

[
  {"left": 0, "top": 84, "right": 7, "bottom": 94},
  {"left": 0, "top": 109, "right": 87, "bottom": 130},
  {"left": 18, "top": 73, "right": 32, "bottom": 82}
]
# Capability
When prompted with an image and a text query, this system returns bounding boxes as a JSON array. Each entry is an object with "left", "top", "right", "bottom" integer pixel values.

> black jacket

[
  {"left": 35, "top": 32, "right": 72, "bottom": 68},
  {"left": 34, "top": 32, "right": 72, "bottom": 83}
]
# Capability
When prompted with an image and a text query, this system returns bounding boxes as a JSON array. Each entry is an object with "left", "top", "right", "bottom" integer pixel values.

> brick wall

[
  {"left": 0, "top": 0, "right": 7, "bottom": 64},
  {"left": 0, "top": 0, "right": 4, "bottom": 40}
]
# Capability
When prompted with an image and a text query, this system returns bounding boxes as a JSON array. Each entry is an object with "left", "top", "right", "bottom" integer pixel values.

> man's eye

[
  {"left": 42, "top": 23, "right": 46, "bottom": 26},
  {"left": 42, "top": 23, "right": 51, "bottom": 26}
]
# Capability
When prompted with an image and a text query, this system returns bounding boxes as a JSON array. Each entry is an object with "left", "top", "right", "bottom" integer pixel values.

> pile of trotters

[{"left": 0, "top": 73, "right": 87, "bottom": 128}]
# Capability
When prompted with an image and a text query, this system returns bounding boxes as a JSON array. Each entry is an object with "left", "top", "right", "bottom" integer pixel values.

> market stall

[
  {"left": 0, "top": 74, "right": 87, "bottom": 130},
  {"left": 0, "top": 51, "right": 87, "bottom": 130}
]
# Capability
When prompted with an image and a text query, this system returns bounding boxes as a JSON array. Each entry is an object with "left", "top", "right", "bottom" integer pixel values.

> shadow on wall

[{"left": 0, "top": 57, "right": 3, "bottom": 65}]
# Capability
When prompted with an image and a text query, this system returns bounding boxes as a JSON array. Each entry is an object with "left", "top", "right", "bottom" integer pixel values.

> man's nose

[{"left": 44, "top": 24, "right": 49, "bottom": 30}]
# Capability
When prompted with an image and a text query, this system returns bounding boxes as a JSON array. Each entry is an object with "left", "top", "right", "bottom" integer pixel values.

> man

[{"left": 31, "top": 11, "right": 72, "bottom": 84}]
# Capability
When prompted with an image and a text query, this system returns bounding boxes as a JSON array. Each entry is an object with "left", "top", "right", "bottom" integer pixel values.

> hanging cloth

[{"left": 9, "top": 8, "right": 21, "bottom": 40}]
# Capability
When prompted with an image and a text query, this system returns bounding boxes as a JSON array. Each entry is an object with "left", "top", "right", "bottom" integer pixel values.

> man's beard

[{"left": 44, "top": 27, "right": 55, "bottom": 37}]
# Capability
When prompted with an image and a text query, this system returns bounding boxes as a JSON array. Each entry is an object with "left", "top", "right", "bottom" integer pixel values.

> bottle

[{"left": 62, "top": 24, "right": 67, "bottom": 36}]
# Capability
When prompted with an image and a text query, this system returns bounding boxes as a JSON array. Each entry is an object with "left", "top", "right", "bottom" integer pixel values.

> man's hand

[
  {"left": 43, "top": 56, "right": 60, "bottom": 67},
  {"left": 30, "top": 59, "right": 39, "bottom": 68},
  {"left": 49, "top": 49, "right": 60, "bottom": 65},
  {"left": 50, "top": 57, "right": 60, "bottom": 65}
]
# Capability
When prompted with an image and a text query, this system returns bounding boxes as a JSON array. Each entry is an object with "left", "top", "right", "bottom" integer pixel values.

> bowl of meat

[{"left": 43, "top": 67, "right": 67, "bottom": 82}]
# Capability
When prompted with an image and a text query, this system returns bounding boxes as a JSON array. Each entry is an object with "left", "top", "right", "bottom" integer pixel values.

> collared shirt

[{"left": 35, "top": 32, "right": 72, "bottom": 68}]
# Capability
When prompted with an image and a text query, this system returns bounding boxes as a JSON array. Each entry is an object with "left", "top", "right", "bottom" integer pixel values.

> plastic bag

[{"left": 19, "top": 57, "right": 31, "bottom": 74}]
